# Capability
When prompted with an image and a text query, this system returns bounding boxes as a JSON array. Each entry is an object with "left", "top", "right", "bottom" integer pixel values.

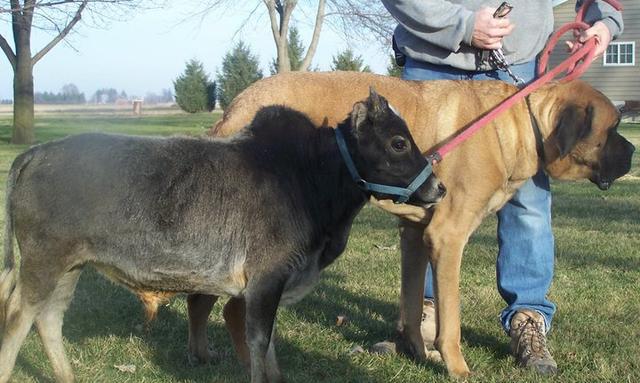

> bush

[
  {"left": 206, "top": 82, "right": 217, "bottom": 112},
  {"left": 331, "top": 49, "right": 371, "bottom": 72},
  {"left": 217, "top": 41, "right": 263, "bottom": 110},
  {"left": 174, "top": 59, "right": 214, "bottom": 113},
  {"left": 387, "top": 55, "right": 403, "bottom": 78}
]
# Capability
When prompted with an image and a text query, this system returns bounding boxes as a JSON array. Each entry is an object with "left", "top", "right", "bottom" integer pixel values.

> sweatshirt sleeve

[
  {"left": 576, "top": 0, "right": 624, "bottom": 39},
  {"left": 381, "top": 0, "right": 476, "bottom": 52}
]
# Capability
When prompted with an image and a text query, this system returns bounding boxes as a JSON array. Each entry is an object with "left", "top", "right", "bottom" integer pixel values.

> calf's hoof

[{"left": 187, "top": 346, "right": 218, "bottom": 366}]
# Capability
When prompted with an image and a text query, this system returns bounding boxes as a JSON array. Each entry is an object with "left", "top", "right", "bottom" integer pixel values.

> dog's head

[{"left": 533, "top": 81, "right": 635, "bottom": 190}]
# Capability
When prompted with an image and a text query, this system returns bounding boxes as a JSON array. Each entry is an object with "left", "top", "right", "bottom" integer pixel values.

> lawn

[{"left": 0, "top": 108, "right": 638, "bottom": 383}]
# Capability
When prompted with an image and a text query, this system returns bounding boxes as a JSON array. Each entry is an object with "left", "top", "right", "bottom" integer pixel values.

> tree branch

[
  {"left": 280, "top": 0, "right": 296, "bottom": 39},
  {"left": 32, "top": 0, "right": 88, "bottom": 64},
  {"left": 10, "top": 0, "right": 22, "bottom": 42},
  {"left": 300, "top": 0, "right": 324, "bottom": 71},
  {"left": 0, "top": 33, "right": 16, "bottom": 69},
  {"left": 264, "top": 0, "right": 281, "bottom": 46}
]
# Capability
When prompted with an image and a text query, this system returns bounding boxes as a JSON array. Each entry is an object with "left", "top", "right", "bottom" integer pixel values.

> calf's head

[
  {"left": 341, "top": 88, "right": 446, "bottom": 206},
  {"left": 534, "top": 81, "right": 635, "bottom": 190}
]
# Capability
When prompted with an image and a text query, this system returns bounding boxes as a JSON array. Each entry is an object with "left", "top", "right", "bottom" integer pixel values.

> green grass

[{"left": 0, "top": 110, "right": 638, "bottom": 382}]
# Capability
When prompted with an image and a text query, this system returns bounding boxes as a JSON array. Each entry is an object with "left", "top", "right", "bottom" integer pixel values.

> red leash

[{"left": 431, "top": 0, "right": 623, "bottom": 162}]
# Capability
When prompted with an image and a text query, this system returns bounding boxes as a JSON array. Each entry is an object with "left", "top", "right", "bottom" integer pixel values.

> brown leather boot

[
  {"left": 420, "top": 298, "right": 436, "bottom": 350},
  {"left": 371, "top": 299, "right": 441, "bottom": 362},
  {"left": 509, "top": 310, "right": 558, "bottom": 375}
]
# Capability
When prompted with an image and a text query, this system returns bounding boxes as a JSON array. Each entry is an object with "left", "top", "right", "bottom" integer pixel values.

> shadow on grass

[
  {"left": 15, "top": 355, "right": 54, "bottom": 383},
  {"left": 461, "top": 325, "right": 510, "bottom": 361},
  {"left": 14, "top": 269, "right": 386, "bottom": 382}
]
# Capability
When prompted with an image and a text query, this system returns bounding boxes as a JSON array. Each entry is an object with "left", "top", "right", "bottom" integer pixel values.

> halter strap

[{"left": 334, "top": 126, "right": 433, "bottom": 204}]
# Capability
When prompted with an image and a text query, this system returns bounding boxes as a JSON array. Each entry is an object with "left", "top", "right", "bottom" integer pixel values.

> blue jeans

[{"left": 403, "top": 58, "right": 556, "bottom": 333}]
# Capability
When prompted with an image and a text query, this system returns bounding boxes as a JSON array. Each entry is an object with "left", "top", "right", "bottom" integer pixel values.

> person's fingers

[
  {"left": 577, "top": 22, "right": 611, "bottom": 57},
  {"left": 490, "top": 17, "right": 512, "bottom": 29},
  {"left": 483, "top": 41, "right": 503, "bottom": 50},
  {"left": 471, "top": 7, "right": 515, "bottom": 49},
  {"left": 565, "top": 40, "right": 582, "bottom": 54}
]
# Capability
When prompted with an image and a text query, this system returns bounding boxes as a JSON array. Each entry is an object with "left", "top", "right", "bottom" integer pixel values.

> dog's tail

[
  {"left": 209, "top": 117, "right": 226, "bottom": 137},
  {"left": 1, "top": 149, "right": 35, "bottom": 326},
  {"left": 136, "top": 290, "right": 176, "bottom": 324}
]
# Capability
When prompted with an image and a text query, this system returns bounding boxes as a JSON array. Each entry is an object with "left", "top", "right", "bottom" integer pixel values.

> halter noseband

[{"left": 334, "top": 126, "right": 434, "bottom": 204}]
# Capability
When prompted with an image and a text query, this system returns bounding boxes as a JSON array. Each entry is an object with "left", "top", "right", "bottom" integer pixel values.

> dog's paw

[{"left": 368, "top": 197, "right": 430, "bottom": 223}]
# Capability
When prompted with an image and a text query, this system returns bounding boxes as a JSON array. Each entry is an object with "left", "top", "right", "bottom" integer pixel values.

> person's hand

[
  {"left": 566, "top": 21, "right": 612, "bottom": 57},
  {"left": 471, "top": 7, "right": 515, "bottom": 50}
]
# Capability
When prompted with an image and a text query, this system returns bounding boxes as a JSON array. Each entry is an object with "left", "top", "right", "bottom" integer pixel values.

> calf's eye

[{"left": 391, "top": 136, "right": 409, "bottom": 152}]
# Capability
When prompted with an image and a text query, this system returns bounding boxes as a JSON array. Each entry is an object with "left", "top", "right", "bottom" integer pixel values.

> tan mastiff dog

[{"left": 194, "top": 71, "right": 634, "bottom": 377}]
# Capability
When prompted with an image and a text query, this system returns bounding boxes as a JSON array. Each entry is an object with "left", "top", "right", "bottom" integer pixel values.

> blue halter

[{"left": 334, "top": 126, "right": 434, "bottom": 204}]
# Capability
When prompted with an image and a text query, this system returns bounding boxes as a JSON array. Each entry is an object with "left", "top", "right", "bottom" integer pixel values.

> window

[{"left": 604, "top": 42, "right": 635, "bottom": 66}]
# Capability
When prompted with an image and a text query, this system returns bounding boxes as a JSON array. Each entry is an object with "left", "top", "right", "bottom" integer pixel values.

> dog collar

[
  {"left": 525, "top": 95, "right": 546, "bottom": 162},
  {"left": 334, "top": 126, "right": 434, "bottom": 204}
]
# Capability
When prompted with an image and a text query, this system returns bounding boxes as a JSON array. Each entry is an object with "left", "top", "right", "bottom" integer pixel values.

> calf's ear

[
  {"left": 367, "top": 86, "right": 388, "bottom": 120},
  {"left": 554, "top": 104, "right": 593, "bottom": 157},
  {"left": 350, "top": 101, "right": 368, "bottom": 135}
]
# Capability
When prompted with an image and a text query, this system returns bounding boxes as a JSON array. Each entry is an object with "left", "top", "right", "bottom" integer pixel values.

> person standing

[{"left": 380, "top": 0, "right": 623, "bottom": 374}]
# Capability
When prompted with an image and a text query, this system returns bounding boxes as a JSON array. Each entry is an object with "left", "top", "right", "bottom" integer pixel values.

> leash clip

[
  {"left": 487, "top": 2, "right": 524, "bottom": 85},
  {"left": 490, "top": 50, "right": 525, "bottom": 85}
]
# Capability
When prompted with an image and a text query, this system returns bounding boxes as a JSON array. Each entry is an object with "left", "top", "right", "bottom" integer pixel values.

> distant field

[
  {"left": 0, "top": 103, "right": 190, "bottom": 117},
  {"left": 0, "top": 110, "right": 637, "bottom": 383}
]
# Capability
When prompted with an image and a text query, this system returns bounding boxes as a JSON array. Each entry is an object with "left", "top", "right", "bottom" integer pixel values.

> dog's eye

[{"left": 391, "top": 136, "right": 409, "bottom": 152}]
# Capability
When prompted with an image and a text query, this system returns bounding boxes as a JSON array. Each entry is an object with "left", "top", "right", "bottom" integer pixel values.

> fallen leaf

[
  {"left": 348, "top": 345, "right": 365, "bottom": 355},
  {"left": 114, "top": 364, "right": 136, "bottom": 374}
]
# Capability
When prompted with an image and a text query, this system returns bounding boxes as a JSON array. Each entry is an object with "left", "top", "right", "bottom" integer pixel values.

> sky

[{"left": 0, "top": 2, "right": 391, "bottom": 101}]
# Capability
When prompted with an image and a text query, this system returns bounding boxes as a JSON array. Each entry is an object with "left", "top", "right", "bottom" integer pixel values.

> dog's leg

[
  {"left": 187, "top": 294, "right": 218, "bottom": 364},
  {"left": 426, "top": 221, "right": 471, "bottom": 378},
  {"left": 223, "top": 297, "right": 250, "bottom": 370},
  {"left": 395, "top": 220, "right": 429, "bottom": 361},
  {"left": 245, "top": 278, "right": 284, "bottom": 383},
  {"left": 35, "top": 269, "right": 82, "bottom": 383}
]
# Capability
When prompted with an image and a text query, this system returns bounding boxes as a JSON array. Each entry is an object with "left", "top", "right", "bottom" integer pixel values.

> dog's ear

[{"left": 554, "top": 104, "right": 593, "bottom": 157}]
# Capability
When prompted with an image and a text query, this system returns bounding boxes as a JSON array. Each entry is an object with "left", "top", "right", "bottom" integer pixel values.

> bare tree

[
  {"left": 0, "top": 0, "right": 143, "bottom": 144},
  {"left": 197, "top": 0, "right": 394, "bottom": 74}
]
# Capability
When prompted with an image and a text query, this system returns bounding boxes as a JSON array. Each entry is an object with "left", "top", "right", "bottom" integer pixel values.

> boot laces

[{"left": 515, "top": 316, "right": 548, "bottom": 359}]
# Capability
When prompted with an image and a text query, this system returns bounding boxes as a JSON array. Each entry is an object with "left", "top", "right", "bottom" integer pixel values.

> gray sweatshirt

[{"left": 382, "top": 0, "right": 624, "bottom": 71}]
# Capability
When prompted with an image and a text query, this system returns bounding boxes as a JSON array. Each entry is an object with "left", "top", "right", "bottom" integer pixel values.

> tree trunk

[
  {"left": 276, "top": 37, "right": 291, "bottom": 72},
  {"left": 265, "top": 0, "right": 295, "bottom": 73},
  {"left": 10, "top": 0, "right": 36, "bottom": 144},
  {"left": 12, "top": 57, "right": 35, "bottom": 144}
]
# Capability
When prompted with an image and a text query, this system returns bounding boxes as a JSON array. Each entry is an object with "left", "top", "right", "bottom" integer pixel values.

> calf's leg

[
  {"left": 0, "top": 282, "right": 42, "bottom": 383},
  {"left": 395, "top": 221, "right": 429, "bottom": 360},
  {"left": 187, "top": 293, "right": 218, "bottom": 364},
  {"left": 35, "top": 269, "right": 82, "bottom": 383},
  {"left": 245, "top": 279, "right": 284, "bottom": 383}
]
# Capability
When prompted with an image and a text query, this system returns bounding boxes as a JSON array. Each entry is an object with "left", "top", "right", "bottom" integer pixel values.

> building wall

[{"left": 549, "top": 0, "right": 640, "bottom": 102}]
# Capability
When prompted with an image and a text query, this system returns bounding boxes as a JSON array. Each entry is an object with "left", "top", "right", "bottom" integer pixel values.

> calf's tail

[{"left": 0, "top": 149, "right": 35, "bottom": 326}]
